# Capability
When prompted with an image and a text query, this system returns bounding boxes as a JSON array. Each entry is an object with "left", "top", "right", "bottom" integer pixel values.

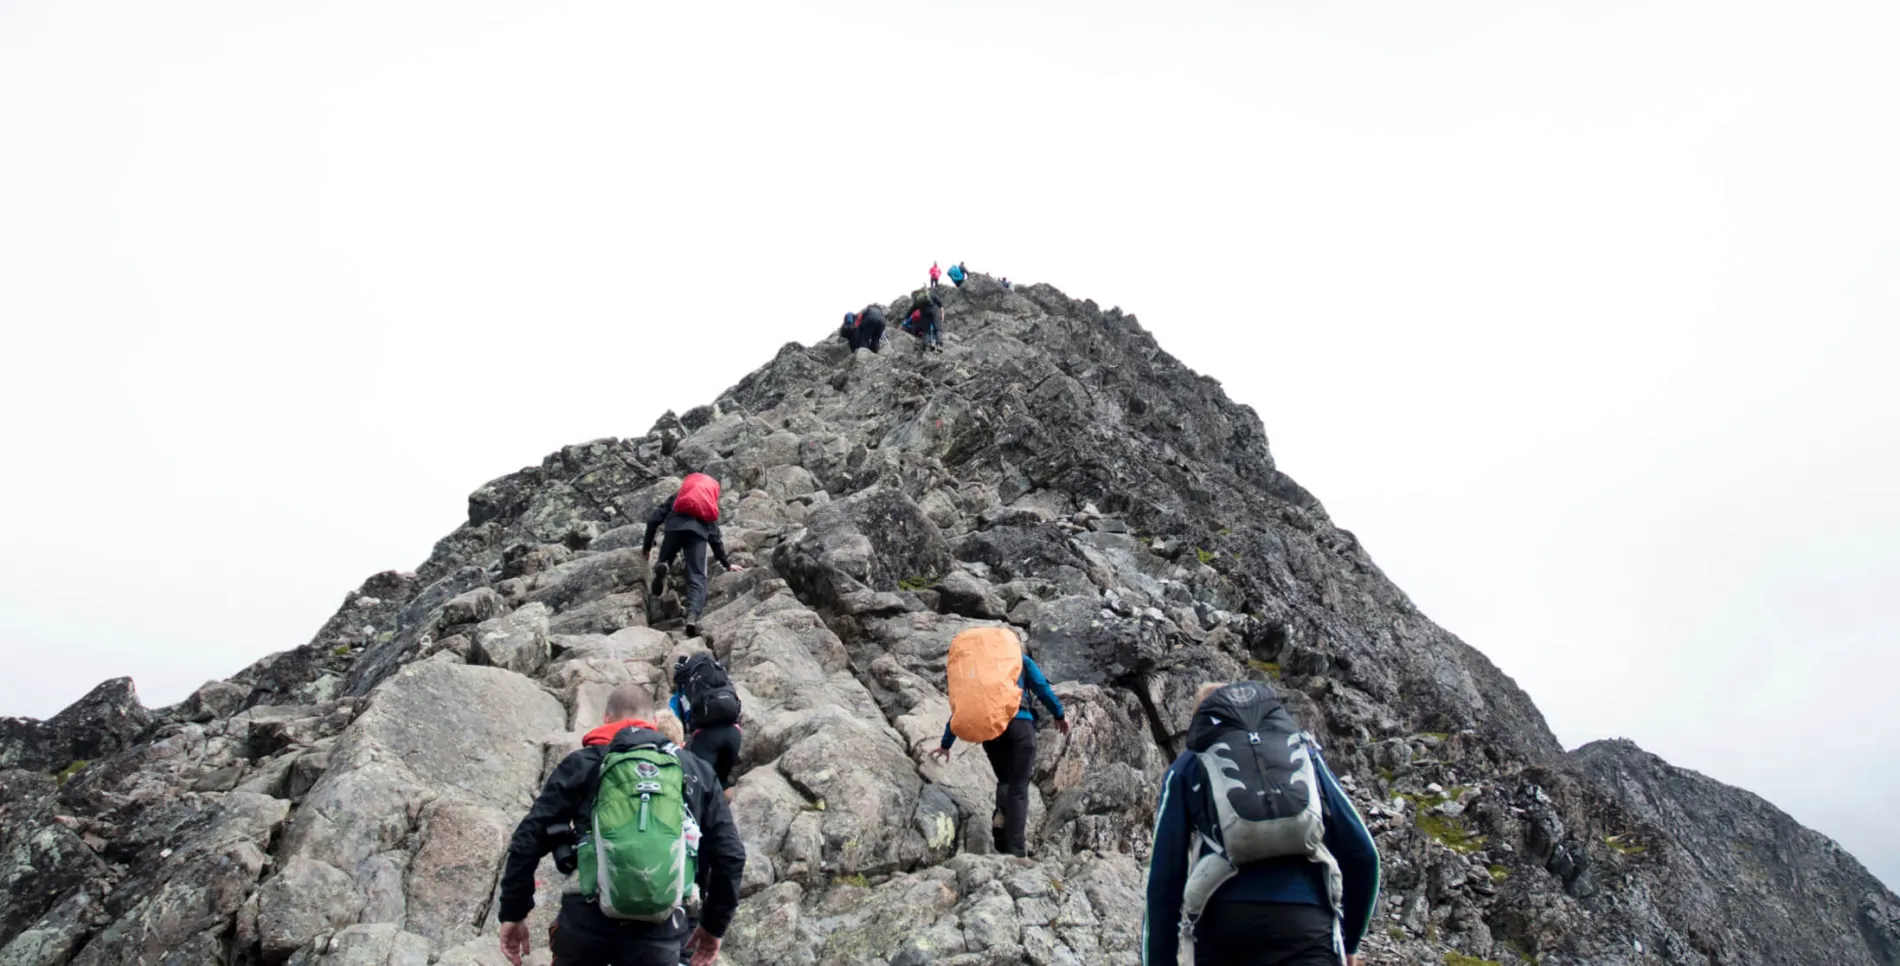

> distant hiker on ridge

[
  {"left": 1142, "top": 681, "right": 1381, "bottom": 966},
  {"left": 947, "top": 262, "right": 967, "bottom": 287},
  {"left": 905, "top": 287, "right": 944, "bottom": 353},
  {"left": 499, "top": 683, "right": 746, "bottom": 966},
  {"left": 929, "top": 261, "right": 942, "bottom": 288},
  {"left": 927, "top": 627, "right": 1068, "bottom": 857},
  {"left": 854, "top": 304, "right": 887, "bottom": 352},
  {"left": 643, "top": 473, "right": 740, "bottom": 636}
]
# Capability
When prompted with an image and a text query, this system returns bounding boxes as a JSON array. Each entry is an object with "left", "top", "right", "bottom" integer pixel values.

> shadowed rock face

[{"left": 1, "top": 274, "right": 1892, "bottom": 965}]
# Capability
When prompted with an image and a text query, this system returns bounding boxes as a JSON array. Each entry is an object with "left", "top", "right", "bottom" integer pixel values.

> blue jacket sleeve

[
  {"left": 940, "top": 720, "right": 956, "bottom": 750},
  {"left": 669, "top": 692, "right": 690, "bottom": 731},
  {"left": 1315, "top": 750, "right": 1380, "bottom": 955},
  {"left": 1143, "top": 758, "right": 1191, "bottom": 965},
  {"left": 1022, "top": 658, "right": 1065, "bottom": 719}
]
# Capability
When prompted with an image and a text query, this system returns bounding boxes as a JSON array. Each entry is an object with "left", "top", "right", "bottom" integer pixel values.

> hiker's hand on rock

[
  {"left": 687, "top": 927, "right": 721, "bottom": 966},
  {"left": 498, "top": 921, "right": 529, "bottom": 966},
  {"left": 1056, "top": 719, "right": 1071, "bottom": 736},
  {"left": 927, "top": 746, "right": 951, "bottom": 763}
]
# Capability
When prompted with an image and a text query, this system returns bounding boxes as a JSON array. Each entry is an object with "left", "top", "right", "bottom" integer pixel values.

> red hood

[{"left": 584, "top": 719, "right": 656, "bottom": 747}]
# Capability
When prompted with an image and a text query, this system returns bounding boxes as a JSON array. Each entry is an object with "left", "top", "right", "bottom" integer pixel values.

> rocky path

[{"left": 3, "top": 275, "right": 1896, "bottom": 965}]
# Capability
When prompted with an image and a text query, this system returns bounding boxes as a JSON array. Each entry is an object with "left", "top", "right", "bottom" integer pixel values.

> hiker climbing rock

[
  {"left": 947, "top": 262, "right": 967, "bottom": 287},
  {"left": 498, "top": 683, "right": 746, "bottom": 966},
  {"left": 1141, "top": 681, "right": 1380, "bottom": 966},
  {"left": 853, "top": 304, "right": 887, "bottom": 352},
  {"left": 669, "top": 652, "right": 743, "bottom": 798},
  {"left": 904, "top": 287, "right": 945, "bottom": 353},
  {"left": 642, "top": 472, "right": 740, "bottom": 636},
  {"left": 927, "top": 627, "right": 1068, "bottom": 857},
  {"left": 839, "top": 311, "right": 860, "bottom": 350},
  {"left": 929, "top": 261, "right": 942, "bottom": 288}
]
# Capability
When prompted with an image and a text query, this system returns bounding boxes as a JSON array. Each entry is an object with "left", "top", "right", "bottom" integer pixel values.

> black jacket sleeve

[
  {"left": 707, "top": 524, "right": 732, "bottom": 569},
  {"left": 690, "top": 757, "right": 747, "bottom": 936},
  {"left": 642, "top": 500, "right": 671, "bottom": 554},
  {"left": 499, "top": 749, "right": 597, "bottom": 923}
]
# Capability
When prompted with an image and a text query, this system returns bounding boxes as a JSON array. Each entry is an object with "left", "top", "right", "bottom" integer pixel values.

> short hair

[
  {"left": 604, "top": 683, "right": 654, "bottom": 723},
  {"left": 1193, "top": 682, "right": 1226, "bottom": 709},
  {"left": 654, "top": 710, "right": 686, "bottom": 747}
]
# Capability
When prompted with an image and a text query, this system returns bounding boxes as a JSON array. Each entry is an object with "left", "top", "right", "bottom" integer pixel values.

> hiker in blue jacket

[
  {"left": 1142, "top": 682, "right": 1380, "bottom": 966},
  {"left": 928, "top": 655, "right": 1070, "bottom": 857},
  {"left": 947, "top": 262, "right": 968, "bottom": 287}
]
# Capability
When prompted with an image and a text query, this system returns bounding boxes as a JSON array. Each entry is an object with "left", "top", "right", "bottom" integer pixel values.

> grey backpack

[{"left": 1179, "top": 682, "right": 1341, "bottom": 934}]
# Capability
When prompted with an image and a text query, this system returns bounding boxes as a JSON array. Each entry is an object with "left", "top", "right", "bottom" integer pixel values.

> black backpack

[
  {"left": 1179, "top": 682, "right": 1340, "bottom": 924},
  {"left": 675, "top": 653, "right": 741, "bottom": 728}
]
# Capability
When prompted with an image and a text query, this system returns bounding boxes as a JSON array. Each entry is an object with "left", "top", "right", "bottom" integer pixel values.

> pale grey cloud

[{"left": 2, "top": 0, "right": 1893, "bottom": 886}]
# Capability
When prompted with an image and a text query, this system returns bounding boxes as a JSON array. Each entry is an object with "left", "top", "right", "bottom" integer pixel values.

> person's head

[
  {"left": 1193, "top": 681, "right": 1225, "bottom": 710},
  {"left": 603, "top": 683, "right": 654, "bottom": 724},
  {"left": 654, "top": 710, "right": 686, "bottom": 746}
]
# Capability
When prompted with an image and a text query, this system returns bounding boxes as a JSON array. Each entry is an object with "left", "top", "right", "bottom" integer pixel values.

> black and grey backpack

[{"left": 1179, "top": 682, "right": 1342, "bottom": 934}]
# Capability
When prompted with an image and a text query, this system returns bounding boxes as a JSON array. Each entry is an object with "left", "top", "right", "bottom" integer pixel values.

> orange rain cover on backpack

[
  {"left": 947, "top": 627, "right": 1025, "bottom": 744},
  {"left": 674, "top": 473, "right": 721, "bottom": 523}
]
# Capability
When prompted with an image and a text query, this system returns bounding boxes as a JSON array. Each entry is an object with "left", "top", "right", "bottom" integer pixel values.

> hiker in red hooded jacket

[
  {"left": 929, "top": 262, "right": 942, "bottom": 288},
  {"left": 642, "top": 473, "right": 739, "bottom": 636}
]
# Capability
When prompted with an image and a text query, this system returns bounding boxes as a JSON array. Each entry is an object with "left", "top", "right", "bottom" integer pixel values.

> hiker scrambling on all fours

[
  {"left": 847, "top": 304, "right": 887, "bottom": 352},
  {"left": 929, "top": 261, "right": 942, "bottom": 288},
  {"left": 947, "top": 262, "right": 967, "bottom": 287},
  {"left": 498, "top": 683, "right": 746, "bottom": 966},
  {"left": 642, "top": 473, "right": 740, "bottom": 636},
  {"left": 927, "top": 627, "right": 1068, "bottom": 858},
  {"left": 1142, "top": 681, "right": 1381, "bottom": 966}
]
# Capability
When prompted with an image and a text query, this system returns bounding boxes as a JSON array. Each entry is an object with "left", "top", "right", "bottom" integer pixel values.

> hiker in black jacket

[
  {"left": 854, "top": 304, "right": 887, "bottom": 353},
  {"left": 906, "top": 289, "right": 944, "bottom": 352},
  {"left": 499, "top": 684, "right": 746, "bottom": 966},
  {"left": 642, "top": 473, "right": 739, "bottom": 636}
]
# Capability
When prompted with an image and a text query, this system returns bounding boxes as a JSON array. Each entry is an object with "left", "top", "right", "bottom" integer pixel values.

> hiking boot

[
  {"left": 684, "top": 619, "right": 700, "bottom": 638},
  {"left": 650, "top": 563, "right": 668, "bottom": 597}
]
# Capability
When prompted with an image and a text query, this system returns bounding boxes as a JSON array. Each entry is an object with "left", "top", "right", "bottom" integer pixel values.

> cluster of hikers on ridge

[
  {"left": 496, "top": 420, "right": 1379, "bottom": 966},
  {"left": 839, "top": 262, "right": 1012, "bottom": 355}
]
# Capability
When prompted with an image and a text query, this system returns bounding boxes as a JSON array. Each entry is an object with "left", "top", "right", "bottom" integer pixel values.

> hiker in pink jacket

[{"left": 929, "top": 262, "right": 942, "bottom": 288}]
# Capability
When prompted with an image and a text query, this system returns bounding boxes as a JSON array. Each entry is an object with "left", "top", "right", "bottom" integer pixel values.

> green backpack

[{"left": 577, "top": 744, "right": 699, "bottom": 921}]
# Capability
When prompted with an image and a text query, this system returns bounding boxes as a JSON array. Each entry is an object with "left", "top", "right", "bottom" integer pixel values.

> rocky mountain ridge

[{"left": 4, "top": 273, "right": 1895, "bottom": 965}]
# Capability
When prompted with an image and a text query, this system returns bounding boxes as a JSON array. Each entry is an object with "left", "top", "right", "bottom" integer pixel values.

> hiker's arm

[
  {"left": 696, "top": 776, "right": 748, "bottom": 937},
  {"left": 1317, "top": 751, "right": 1381, "bottom": 956},
  {"left": 939, "top": 720, "right": 956, "bottom": 751},
  {"left": 499, "top": 751, "right": 592, "bottom": 923},
  {"left": 708, "top": 527, "right": 733, "bottom": 570},
  {"left": 1142, "top": 763, "right": 1190, "bottom": 966},
  {"left": 642, "top": 507, "right": 664, "bottom": 554},
  {"left": 1024, "top": 659, "right": 1065, "bottom": 720}
]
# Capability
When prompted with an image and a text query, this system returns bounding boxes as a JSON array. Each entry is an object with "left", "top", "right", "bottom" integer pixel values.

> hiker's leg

[
  {"left": 688, "top": 723, "right": 743, "bottom": 788},
  {"left": 682, "top": 535, "right": 710, "bottom": 619},
  {"left": 997, "top": 718, "right": 1037, "bottom": 856},
  {"left": 982, "top": 734, "right": 1011, "bottom": 838},
  {"left": 654, "top": 531, "right": 685, "bottom": 595}
]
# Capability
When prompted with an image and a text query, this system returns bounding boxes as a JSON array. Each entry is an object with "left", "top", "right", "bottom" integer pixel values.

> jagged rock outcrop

[{"left": 1, "top": 274, "right": 1893, "bottom": 965}]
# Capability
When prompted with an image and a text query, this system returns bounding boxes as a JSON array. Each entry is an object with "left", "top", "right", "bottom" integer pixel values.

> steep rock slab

[{"left": 262, "top": 662, "right": 563, "bottom": 960}]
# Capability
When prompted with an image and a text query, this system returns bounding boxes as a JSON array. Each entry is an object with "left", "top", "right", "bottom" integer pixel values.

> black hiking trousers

[
  {"left": 857, "top": 317, "right": 884, "bottom": 352},
  {"left": 1193, "top": 901, "right": 1342, "bottom": 965},
  {"left": 655, "top": 530, "right": 710, "bottom": 620},
  {"left": 549, "top": 900, "right": 683, "bottom": 966},
  {"left": 983, "top": 717, "right": 1037, "bottom": 857},
  {"left": 686, "top": 722, "right": 742, "bottom": 788}
]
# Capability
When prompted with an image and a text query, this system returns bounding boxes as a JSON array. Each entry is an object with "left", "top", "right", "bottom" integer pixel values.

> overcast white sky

[{"left": 3, "top": 0, "right": 1895, "bottom": 886}]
